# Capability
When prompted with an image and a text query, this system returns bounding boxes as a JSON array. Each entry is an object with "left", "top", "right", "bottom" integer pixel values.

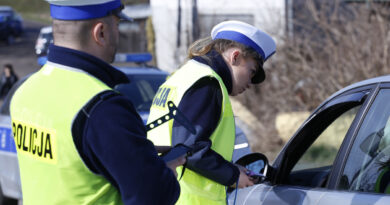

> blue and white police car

[{"left": 0, "top": 6, "right": 23, "bottom": 45}]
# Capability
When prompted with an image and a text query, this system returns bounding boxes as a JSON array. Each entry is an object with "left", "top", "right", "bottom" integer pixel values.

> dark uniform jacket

[
  {"left": 47, "top": 45, "right": 180, "bottom": 205},
  {"left": 172, "top": 50, "right": 240, "bottom": 186}
]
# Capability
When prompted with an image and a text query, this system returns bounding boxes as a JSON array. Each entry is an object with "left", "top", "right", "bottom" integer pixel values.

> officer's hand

[
  {"left": 231, "top": 164, "right": 255, "bottom": 189},
  {"left": 165, "top": 155, "right": 186, "bottom": 177}
]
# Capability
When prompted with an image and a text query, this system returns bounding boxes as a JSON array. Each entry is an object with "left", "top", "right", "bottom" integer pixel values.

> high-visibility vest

[
  {"left": 147, "top": 60, "right": 235, "bottom": 205},
  {"left": 375, "top": 167, "right": 390, "bottom": 194},
  {"left": 10, "top": 62, "right": 122, "bottom": 205}
]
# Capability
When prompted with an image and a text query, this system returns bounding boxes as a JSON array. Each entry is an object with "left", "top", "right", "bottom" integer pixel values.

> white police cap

[
  {"left": 211, "top": 20, "right": 276, "bottom": 83},
  {"left": 46, "top": 0, "right": 132, "bottom": 21},
  {"left": 211, "top": 20, "right": 276, "bottom": 62}
]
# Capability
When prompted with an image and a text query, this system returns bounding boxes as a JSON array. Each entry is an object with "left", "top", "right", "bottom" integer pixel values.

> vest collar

[
  {"left": 192, "top": 50, "right": 233, "bottom": 94},
  {"left": 47, "top": 44, "right": 129, "bottom": 88}
]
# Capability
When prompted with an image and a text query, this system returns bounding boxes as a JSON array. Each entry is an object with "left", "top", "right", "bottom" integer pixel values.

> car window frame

[
  {"left": 271, "top": 84, "right": 377, "bottom": 188},
  {"left": 331, "top": 83, "right": 390, "bottom": 190}
]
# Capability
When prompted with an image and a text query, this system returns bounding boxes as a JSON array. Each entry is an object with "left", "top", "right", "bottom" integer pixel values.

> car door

[
  {"left": 229, "top": 85, "right": 381, "bottom": 204},
  {"left": 318, "top": 84, "right": 390, "bottom": 205},
  {"left": 0, "top": 75, "right": 28, "bottom": 201}
]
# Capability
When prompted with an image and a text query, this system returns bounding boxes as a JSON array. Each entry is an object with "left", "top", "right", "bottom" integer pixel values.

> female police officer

[{"left": 147, "top": 20, "right": 276, "bottom": 204}]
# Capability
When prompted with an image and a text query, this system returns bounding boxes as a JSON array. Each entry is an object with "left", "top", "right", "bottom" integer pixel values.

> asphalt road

[{"left": 0, "top": 20, "right": 48, "bottom": 79}]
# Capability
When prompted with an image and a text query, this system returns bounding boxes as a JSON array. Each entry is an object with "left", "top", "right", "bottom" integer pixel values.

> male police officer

[{"left": 10, "top": 0, "right": 183, "bottom": 204}]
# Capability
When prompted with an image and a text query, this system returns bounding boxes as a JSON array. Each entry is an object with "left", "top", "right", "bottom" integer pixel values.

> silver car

[{"left": 229, "top": 75, "right": 390, "bottom": 204}]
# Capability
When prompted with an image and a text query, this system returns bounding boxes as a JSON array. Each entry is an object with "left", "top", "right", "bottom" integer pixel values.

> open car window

[
  {"left": 276, "top": 90, "right": 369, "bottom": 187},
  {"left": 293, "top": 106, "right": 361, "bottom": 171},
  {"left": 339, "top": 88, "right": 390, "bottom": 194}
]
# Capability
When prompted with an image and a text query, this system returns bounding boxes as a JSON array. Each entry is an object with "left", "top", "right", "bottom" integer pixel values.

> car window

[
  {"left": 40, "top": 32, "right": 53, "bottom": 41},
  {"left": 280, "top": 90, "right": 368, "bottom": 187},
  {"left": 115, "top": 74, "right": 166, "bottom": 111},
  {"left": 293, "top": 106, "right": 361, "bottom": 171},
  {"left": 339, "top": 89, "right": 390, "bottom": 194},
  {"left": 0, "top": 10, "right": 12, "bottom": 17}
]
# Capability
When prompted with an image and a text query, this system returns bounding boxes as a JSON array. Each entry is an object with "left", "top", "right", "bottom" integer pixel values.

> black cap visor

[
  {"left": 251, "top": 56, "right": 265, "bottom": 84},
  {"left": 251, "top": 65, "right": 265, "bottom": 84},
  {"left": 109, "top": 4, "right": 133, "bottom": 21}
]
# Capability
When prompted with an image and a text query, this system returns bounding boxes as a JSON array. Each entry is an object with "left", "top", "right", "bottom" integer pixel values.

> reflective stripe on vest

[
  {"left": 10, "top": 62, "right": 122, "bottom": 205},
  {"left": 147, "top": 60, "right": 235, "bottom": 205}
]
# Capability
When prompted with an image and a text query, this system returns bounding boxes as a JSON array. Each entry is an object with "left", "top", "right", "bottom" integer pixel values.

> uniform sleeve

[
  {"left": 78, "top": 95, "right": 180, "bottom": 205},
  {"left": 172, "top": 77, "right": 239, "bottom": 186}
]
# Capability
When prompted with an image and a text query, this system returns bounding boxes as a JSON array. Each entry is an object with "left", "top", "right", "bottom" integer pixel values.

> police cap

[
  {"left": 211, "top": 20, "right": 276, "bottom": 84},
  {"left": 46, "top": 0, "right": 132, "bottom": 21}
]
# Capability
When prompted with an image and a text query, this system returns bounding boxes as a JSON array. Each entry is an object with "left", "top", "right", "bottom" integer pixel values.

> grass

[
  {"left": 0, "top": 0, "right": 49, "bottom": 14},
  {"left": 292, "top": 107, "right": 360, "bottom": 170},
  {"left": 299, "top": 144, "right": 339, "bottom": 167},
  {"left": 22, "top": 12, "right": 51, "bottom": 25},
  {"left": 0, "top": 0, "right": 51, "bottom": 24},
  {"left": 0, "top": 0, "right": 150, "bottom": 25}
]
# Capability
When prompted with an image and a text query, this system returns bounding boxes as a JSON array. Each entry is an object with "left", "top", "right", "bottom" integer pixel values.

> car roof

[
  {"left": 117, "top": 66, "right": 169, "bottom": 76},
  {"left": 310, "top": 74, "right": 390, "bottom": 113},
  {"left": 0, "top": 6, "right": 12, "bottom": 12},
  {"left": 40, "top": 26, "right": 52, "bottom": 34},
  {"left": 327, "top": 74, "right": 390, "bottom": 100}
]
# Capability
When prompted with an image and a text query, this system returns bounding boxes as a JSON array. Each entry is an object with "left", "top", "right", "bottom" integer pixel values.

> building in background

[
  {"left": 120, "top": 4, "right": 151, "bottom": 54},
  {"left": 150, "top": 0, "right": 285, "bottom": 73}
]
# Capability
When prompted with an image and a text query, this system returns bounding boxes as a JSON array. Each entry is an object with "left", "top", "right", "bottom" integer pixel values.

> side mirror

[{"left": 235, "top": 153, "right": 269, "bottom": 183}]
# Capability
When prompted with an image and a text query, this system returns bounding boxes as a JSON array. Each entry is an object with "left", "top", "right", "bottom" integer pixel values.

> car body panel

[
  {"left": 228, "top": 184, "right": 274, "bottom": 205},
  {"left": 232, "top": 125, "right": 251, "bottom": 162},
  {"left": 0, "top": 6, "right": 23, "bottom": 43},
  {"left": 0, "top": 115, "right": 21, "bottom": 200},
  {"left": 229, "top": 75, "right": 390, "bottom": 204},
  {"left": 230, "top": 184, "right": 327, "bottom": 205},
  {"left": 318, "top": 191, "right": 390, "bottom": 205},
  {"left": 229, "top": 184, "right": 390, "bottom": 205}
]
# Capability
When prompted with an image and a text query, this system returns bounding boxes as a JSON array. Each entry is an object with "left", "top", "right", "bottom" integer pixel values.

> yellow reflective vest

[
  {"left": 375, "top": 167, "right": 390, "bottom": 194},
  {"left": 147, "top": 60, "right": 235, "bottom": 205},
  {"left": 10, "top": 62, "right": 122, "bottom": 205}
]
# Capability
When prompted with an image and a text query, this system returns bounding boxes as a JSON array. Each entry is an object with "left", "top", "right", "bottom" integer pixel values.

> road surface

[{"left": 0, "top": 20, "right": 48, "bottom": 79}]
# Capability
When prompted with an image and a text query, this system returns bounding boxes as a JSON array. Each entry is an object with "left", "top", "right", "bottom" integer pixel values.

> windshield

[
  {"left": 115, "top": 74, "right": 167, "bottom": 112},
  {"left": 41, "top": 33, "right": 53, "bottom": 40},
  {"left": 0, "top": 11, "right": 12, "bottom": 16}
]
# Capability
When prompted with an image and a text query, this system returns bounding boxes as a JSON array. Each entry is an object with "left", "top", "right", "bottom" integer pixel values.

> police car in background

[
  {"left": 0, "top": 53, "right": 251, "bottom": 204},
  {"left": 0, "top": 6, "right": 23, "bottom": 45},
  {"left": 34, "top": 26, "right": 53, "bottom": 57}
]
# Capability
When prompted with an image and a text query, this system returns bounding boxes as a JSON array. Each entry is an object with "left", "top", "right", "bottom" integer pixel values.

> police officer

[
  {"left": 10, "top": 0, "right": 183, "bottom": 204},
  {"left": 147, "top": 20, "right": 276, "bottom": 204}
]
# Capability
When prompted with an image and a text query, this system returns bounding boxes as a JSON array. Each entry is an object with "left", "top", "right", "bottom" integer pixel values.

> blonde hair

[{"left": 187, "top": 37, "right": 263, "bottom": 67}]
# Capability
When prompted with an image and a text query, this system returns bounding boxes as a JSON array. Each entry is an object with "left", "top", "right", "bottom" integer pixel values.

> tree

[{"left": 235, "top": 0, "right": 390, "bottom": 157}]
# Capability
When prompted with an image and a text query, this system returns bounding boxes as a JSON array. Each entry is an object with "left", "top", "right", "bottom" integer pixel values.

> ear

[
  {"left": 91, "top": 22, "right": 106, "bottom": 47},
  {"left": 231, "top": 49, "right": 241, "bottom": 66}
]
